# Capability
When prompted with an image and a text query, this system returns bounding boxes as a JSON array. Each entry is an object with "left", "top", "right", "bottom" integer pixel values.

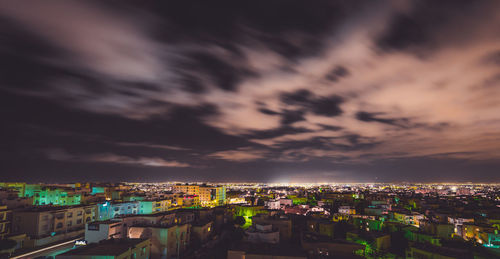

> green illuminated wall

[
  {"left": 234, "top": 206, "right": 267, "bottom": 229},
  {"left": 33, "top": 188, "right": 81, "bottom": 206}
]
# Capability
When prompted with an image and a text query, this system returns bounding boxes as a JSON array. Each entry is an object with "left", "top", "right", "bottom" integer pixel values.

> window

[
  {"left": 67, "top": 212, "right": 73, "bottom": 218},
  {"left": 67, "top": 221, "right": 72, "bottom": 227},
  {"left": 77, "top": 211, "right": 83, "bottom": 216},
  {"left": 76, "top": 219, "right": 83, "bottom": 224},
  {"left": 87, "top": 224, "right": 99, "bottom": 231},
  {"left": 56, "top": 222, "right": 63, "bottom": 229}
]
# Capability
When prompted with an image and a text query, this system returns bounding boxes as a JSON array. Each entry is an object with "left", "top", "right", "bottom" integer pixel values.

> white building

[
  {"left": 97, "top": 201, "right": 139, "bottom": 220},
  {"left": 85, "top": 220, "right": 124, "bottom": 244},
  {"left": 265, "top": 199, "right": 281, "bottom": 210}
]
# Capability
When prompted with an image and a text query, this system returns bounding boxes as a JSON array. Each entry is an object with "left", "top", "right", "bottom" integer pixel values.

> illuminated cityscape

[
  {"left": 0, "top": 182, "right": 499, "bottom": 258},
  {"left": 1, "top": 0, "right": 500, "bottom": 258}
]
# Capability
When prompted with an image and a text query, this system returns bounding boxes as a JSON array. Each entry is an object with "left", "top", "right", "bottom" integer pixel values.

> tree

[{"left": 234, "top": 216, "right": 246, "bottom": 226}]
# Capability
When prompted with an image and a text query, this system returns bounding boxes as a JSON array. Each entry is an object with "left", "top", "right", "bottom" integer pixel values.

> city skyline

[{"left": 1, "top": 0, "right": 500, "bottom": 182}]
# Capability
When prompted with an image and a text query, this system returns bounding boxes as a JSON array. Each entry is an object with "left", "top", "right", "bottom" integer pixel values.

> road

[{"left": 11, "top": 238, "right": 81, "bottom": 259}]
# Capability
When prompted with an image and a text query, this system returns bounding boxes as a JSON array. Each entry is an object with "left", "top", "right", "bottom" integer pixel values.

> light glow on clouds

[{"left": 1, "top": 0, "right": 499, "bottom": 170}]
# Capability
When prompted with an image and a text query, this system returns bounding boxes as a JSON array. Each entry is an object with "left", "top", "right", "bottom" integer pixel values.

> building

[
  {"left": 173, "top": 184, "right": 226, "bottom": 207},
  {"left": 200, "top": 186, "right": 226, "bottom": 206},
  {"left": 97, "top": 201, "right": 139, "bottom": 220},
  {"left": 128, "top": 224, "right": 190, "bottom": 259},
  {"left": 347, "top": 231, "right": 391, "bottom": 253},
  {"left": 280, "top": 199, "right": 293, "bottom": 207},
  {"left": 56, "top": 238, "right": 150, "bottom": 259},
  {"left": 301, "top": 232, "right": 365, "bottom": 258},
  {"left": 85, "top": 220, "right": 124, "bottom": 244},
  {"left": 12, "top": 205, "right": 97, "bottom": 239},
  {"left": 139, "top": 199, "right": 171, "bottom": 214},
  {"left": 191, "top": 220, "right": 213, "bottom": 246},
  {"left": 338, "top": 206, "right": 356, "bottom": 215},
  {"left": 245, "top": 224, "right": 280, "bottom": 244},
  {"left": 0, "top": 182, "right": 26, "bottom": 197},
  {"left": 0, "top": 206, "right": 12, "bottom": 239},
  {"left": 228, "top": 242, "right": 308, "bottom": 259},
  {"left": 33, "top": 188, "right": 81, "bottom": 206},
  {"left": 448, "top": 216, "right": 474, "bottom": 237},
  {"left": 121, "top": 212, "right": 176, "bottom": 227},
  {"left": 393, "top": 211, "right": 424, "bottom": 226},
  {"left": 406, "top": 243, "right": 468, "bottom": 259},
  {"left": 252, "top": 214, "right": 292, "bottom": 243},
  {"left": 173, "top": 184, "right": 200, "bottom": 196},
  {"left": 307, "top": 218, "right": 335, "bottom": 238},
  {"left": 175, "top": 210, "right": 195, "bottom": 225},
  {"left": 265, "top": 199, "right": 281, "bottom": 210},
  {"left": 175, "top": 194, "right": 200, "bottom": 207}
]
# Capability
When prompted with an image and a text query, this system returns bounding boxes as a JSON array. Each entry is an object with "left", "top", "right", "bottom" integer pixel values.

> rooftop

[
  {"left": 88, "top": 219, "right": 123, "bottom": 225},
  {"left": 230, "top": 241, "right": 308, "bottom": 257},
  {"left": 59, "top": 238, "right": 148, "bottom": 256}
]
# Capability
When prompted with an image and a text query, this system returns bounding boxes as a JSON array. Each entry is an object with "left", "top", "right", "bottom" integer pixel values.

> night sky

[{"left": 1, "top": 0, "right": 499, "bottom": 183}]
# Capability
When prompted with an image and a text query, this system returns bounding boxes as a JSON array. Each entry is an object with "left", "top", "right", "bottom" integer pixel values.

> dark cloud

[
  {"left": 310, "top": 95, "right": 344, "bottom": 117},
  {"left": 281, "top": 110, "right": 305, "bottom": 125},
  {"left": 148, "top": 0, "right": 361, "bottom": 60},
  {"left": 318, "top": 124, "right": 343, "bottom": 131},
  {"left": 280, "top": 89, "right": 314, "bottom": 105},
  {"left": 0, "top": 17, "right": 68, "bottom": 91},
  {"left": 356, "top": 111, "right": 409, "bottom": 128},
  {"left": 179, "top": 51, "right": 257, "bottom": 91},
  {"left": 258, "top": 108, "right": 280, "bottom": 116},
  {"left": 376, "top": 13, "right": 429, "bottom": 51},
  {"left": 376, "top": 0, "right": 500, "bottom": 53},
  {"left": 483, "top": 50, "right": 500, "bottom": 66},
  {"left": 245, "top": 126, "right": 313, "bottom": 140},
  {"left": 325, "top": 66, "right": 350, "bottom": 82},
  {"left": 281, "top": 90, "right": 344, "bottom": 117}
]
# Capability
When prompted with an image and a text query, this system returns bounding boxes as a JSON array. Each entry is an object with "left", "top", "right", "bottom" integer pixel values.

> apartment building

[
  {"left": 128, "top": 224, "right": 190, "bottom": 259},
  {"left": 173, "top": 184, "right": 226, "bottom": 207},
  {"left": 200, "top": 186, "right": 226, "bottom": 206},
  {"left": 139, "top": 198, "right": 171, "bottom": 214},
  {"left": 173, "top": 184, "right": 199, "bottom": 196},
  {"left": 0, "top": 206, "right": 12, "bottom": 239},
  {"left": 85, "top": 220, "right": 124, "bottom": 243},
  {"left": 97, "top": 201, "right": 139, "bottom": 220},
  {"left": 33, "top": 188, "right": 81, "bottom": 206},
  {"left": 12, "top": 204, "right": 97, "bottom": 238}
]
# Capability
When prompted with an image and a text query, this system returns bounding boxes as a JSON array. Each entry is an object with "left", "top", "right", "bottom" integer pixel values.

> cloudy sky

[{"left": 1, "top": 0, "right": 499, "bottom": 183}]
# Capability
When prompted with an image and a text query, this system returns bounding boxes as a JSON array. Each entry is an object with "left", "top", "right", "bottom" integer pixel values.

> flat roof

[
  {"left": 15, "top": 204, "right": 94, "bottom": 212},
  {"left": 88, "top": 219, "right": 122, "bottom": 225},
  {"left": 60, "top": 238, "right": 148, "bottom": 256},
  {"left": 230, "top": 241, "right": 308, "bottom": 257}
]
